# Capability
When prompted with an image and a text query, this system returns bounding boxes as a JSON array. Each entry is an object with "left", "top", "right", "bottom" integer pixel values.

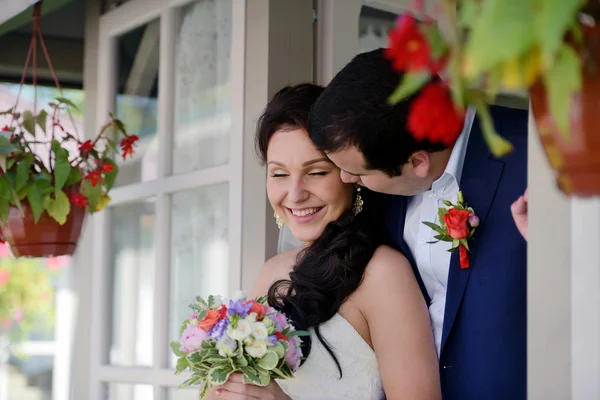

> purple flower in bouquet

[
  {"left": 285, "top": 336, "right": 302, "bottom": 371},
  {"left": 180, "top": 324, "right": 208, "bottom": 353},
  {"left": 208, "top": 318, "right": 230, "bottom": 340},
  {"left": 227, "top": 299, "right": 252, "bottom": 318},
  {"left": 267, "top": 334, "right": 279, "bottom": 347},
  {"left": 269, "top": 312, "right": 288, "bottom": 332}
]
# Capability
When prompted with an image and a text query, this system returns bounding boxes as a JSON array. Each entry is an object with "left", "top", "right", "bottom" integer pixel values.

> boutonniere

[{"left": 423, "top": 191, "right": 479, "bottom": 269}]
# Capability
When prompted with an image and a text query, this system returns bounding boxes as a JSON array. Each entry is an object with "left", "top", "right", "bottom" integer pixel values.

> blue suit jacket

[{"left": 384, "top": 105, "right": 528, "bottom": 399}]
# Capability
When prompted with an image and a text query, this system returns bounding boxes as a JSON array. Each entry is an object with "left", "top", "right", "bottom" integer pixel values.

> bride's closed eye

[{"left": 308, "top": 171, "right": 328, "bottom": 176}]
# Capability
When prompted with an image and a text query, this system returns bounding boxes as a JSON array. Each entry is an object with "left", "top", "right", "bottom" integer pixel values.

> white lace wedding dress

[{"left": 277, "top": 313, "right": 384, "bottom": 400}]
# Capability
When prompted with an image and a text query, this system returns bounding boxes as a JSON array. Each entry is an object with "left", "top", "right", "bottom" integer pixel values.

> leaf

[
  {"left": 34, "top": 176, "right": 54, "bottom": 195},
  {"left": 208, "top": 366, "right": 233, "bottom": 386},
  {"left": 37, "top": 110, "right": 48, "bottom": 134},
  {"left": 464, "top": 0, "right": 535, "bottom": 78},
  {"left": 422, "top": 221, "right": 447, "bottom": 236},
  {"left": 0, "top": 108, "right": 13, "bottom": 116},
  {"left": 473, "top": 98, "right": 514, "bottom": 157},
  {"left": 17, "top": 183, "right": 31, "bottom": 200},
  {"left": 437, "top": 208, "right": 448, "bottom": 225},
  {"left": 51, "top": 140, "right": 69, "bottom": 159},
  {"left": 95, "top": 194, "right": 111, "bottom": 212},
  {"left": 82, "top": 179, "right": 102, "bottom": 213},
  {"left": 533, "top": 0, "right": 585, "bottom": 66},
  {"left": 55, "top": 97, "right": 79, "bottom": 111},
  {"left": 102, "top": 159, "right": 119, "bottom": 191},
  {"left": 175, "top": 356, "right": 189, "bottom": 374},
  {"left": 271, "top": 342, "right": 285, "bottom": 359},
  {"left": 421, "top": 23, "right": 447, "bottom": 59},
  {"left": 0, "top": 176, "right": 12, "bottom": 201},
  {"left": 170, "top": 341, "right": 186, "bottom": 358},
  {"left": 15, "top": 154, "right": 34, "bottom": 191},
  {"left": 0, "top": 136, "right": 17, "bottom": 155},
  {"left": 43, "top": 190, "right": 71, "bottom": 225},
  {"left": 0, "top": 199, "right": 9, "bottom": 225},
  {"left": 66, "top": 168, "right": 82, "bottom": 185},
  {"left": 388, "top": 71, "right": 431, "bottom": 105},
  {"left": 22, "top": 110, "right": 36, "bottom": 136},
  {"left": 179, "top": 375, "right": 202, "bottom": 389},
  {"left": 257, "top": 350, "right": 278, "bottom": 371},
  {"left": 256, "top": 367, "right": 271, "bottom": 386},
  {"left": 235, "top": 353, "right": 249, "bottom": 367},
  {"left": 54, "top": 155, "right": 72, "bottom": 194},
  {"left": 544, "top": 44, "right": 582, "bottom": 139},
  {"left": 240, "top": 366, "right": 262, "bottom": 386}
]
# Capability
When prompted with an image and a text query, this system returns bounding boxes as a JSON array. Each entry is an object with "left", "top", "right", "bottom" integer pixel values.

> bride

[{"left": 210, "top": 84, "right": 440, "bottom": 399}]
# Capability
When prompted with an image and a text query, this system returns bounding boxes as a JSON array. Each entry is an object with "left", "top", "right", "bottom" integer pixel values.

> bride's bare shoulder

[{"left": 249, "top": 248, "right": 301, "bottom": 298}]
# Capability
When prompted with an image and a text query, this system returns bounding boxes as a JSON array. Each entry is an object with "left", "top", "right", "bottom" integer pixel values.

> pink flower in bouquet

[
  {"left": 0, "top": 270, "right": 10, "bottom": 285},
  {"left": 284, "top": 336, "right": 302, "bottom": 371},
  {"left": 180, "top": 323, "right": 208, "bottom": 353},
  {"left": 269, "top": 312, "right": 288, "bottom": 333}
]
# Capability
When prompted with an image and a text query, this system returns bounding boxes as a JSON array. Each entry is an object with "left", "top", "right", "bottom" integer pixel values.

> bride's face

[{"left": 266, "top": 128, "right": 354, "bottom": 243}]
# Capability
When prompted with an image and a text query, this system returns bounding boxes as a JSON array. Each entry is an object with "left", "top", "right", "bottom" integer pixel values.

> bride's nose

[{"left": 287, "top": 177, "right": 310, "bottom": 203}]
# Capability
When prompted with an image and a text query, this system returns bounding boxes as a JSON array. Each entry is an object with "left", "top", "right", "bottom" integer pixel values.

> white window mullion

[{"left": 152, "top": 6, "right": 178, "bottom": 399}]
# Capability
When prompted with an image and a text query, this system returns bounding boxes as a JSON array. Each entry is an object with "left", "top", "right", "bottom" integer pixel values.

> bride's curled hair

[{"left": 255, "top": 83, "right": 385, "bottom": 377}]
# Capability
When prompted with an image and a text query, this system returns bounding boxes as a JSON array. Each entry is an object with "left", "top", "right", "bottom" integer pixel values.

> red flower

[
  {"left": 71, "top": 193, "right": 89, "bottom": 208},
  {"left": 275, "top": 332, "right": 289, "bottom": 342},
  {"left": 1, "top": 125, "right": 10, "bottom": 132},
  {"left": 246, "top": 300, "right": 267, "bottom": 319},
  {"left": 443, "top": 208, "right": 470, "bottom": 240},
  {"left": 78, "top": 140, "right": 94, "bottom": 155},
  {"left": 120, "top": 135, "right": 139, "bottom": 160},
  {"left": 197, "top": 305, "right": 227, "bottom": 332},
  {"left": 101, "top": 162, "right": 114, "bottom": 173},
  {"left": 459, "top": 245, "right": 470, "bottom": 269},
  {"left": 385, "top": 14, "right": 432, "bottom": 72},
  {"left": 408, "top": 82, "right": 465, "bottom": 146},
  {"left": 84, "top": 170, "right": 104, "bottom": 187}
]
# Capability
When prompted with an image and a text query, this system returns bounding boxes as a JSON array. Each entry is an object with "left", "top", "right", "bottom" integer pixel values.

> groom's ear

[{"left": 408, "top": 151, "right": 431, "bottom": 178}]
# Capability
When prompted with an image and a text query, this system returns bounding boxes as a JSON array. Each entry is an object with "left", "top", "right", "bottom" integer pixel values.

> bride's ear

[{"left": 407, "top": 151, "right": 431, "bottom": 178}]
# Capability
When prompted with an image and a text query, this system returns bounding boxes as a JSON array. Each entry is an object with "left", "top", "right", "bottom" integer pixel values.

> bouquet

[{"left": 171, "top": 291, "right": 306, "bottom": 398}]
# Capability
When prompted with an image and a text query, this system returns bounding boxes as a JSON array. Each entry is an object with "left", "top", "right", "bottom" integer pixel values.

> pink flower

[
  {"left": 1, "top": 317, "right": 12, "bottom": 329},
  {"left": 179, "top": 323, "right": 208, "bottom": 353},
  {"left": 284, "top": 336, "right": 303, "bottom": 371},
  {"left": 0, "top": 270, "right": 10, "bottom": 285},
  {"left": 270, "top": 312, "right": 288, "bottom": 333}
]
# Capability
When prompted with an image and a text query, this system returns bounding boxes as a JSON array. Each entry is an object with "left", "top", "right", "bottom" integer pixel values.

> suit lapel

[{"left": 440, "top": 116, "right": 505, "bottom": 352}]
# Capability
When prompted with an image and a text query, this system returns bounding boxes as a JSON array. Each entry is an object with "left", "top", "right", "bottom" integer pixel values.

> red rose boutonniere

[{"left": 423, "top": 191, "right": 479, "bottom": 269}]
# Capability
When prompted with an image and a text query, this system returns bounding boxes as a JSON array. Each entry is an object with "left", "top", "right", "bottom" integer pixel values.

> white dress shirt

[{"left": 403, "top": 108, "right": 475, "bottom": 356}]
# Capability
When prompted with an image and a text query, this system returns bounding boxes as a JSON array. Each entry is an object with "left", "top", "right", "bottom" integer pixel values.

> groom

[{"left": 309, "top": 49, "right": 527, "bottom": 399}]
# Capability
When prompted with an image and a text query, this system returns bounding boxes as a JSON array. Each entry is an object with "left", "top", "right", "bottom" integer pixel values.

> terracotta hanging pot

[
  {"left": 530, "top": 14, "right": 600, "bottom": 196},
  {"left": 0, "top": 185, "right": 86, "bottom": 258}
]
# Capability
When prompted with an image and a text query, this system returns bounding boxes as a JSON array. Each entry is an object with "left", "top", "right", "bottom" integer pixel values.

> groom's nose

[{"left": 340, "top": 170, "right": 360, "bottom": 184}]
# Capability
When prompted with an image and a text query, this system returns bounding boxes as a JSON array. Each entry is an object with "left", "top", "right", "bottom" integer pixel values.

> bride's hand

[
  {"left": 215, "top": 373, "right": 291, "bottom": 400},
  {"left": 511, "top": 188, "right": 528, "bottom": 241}
]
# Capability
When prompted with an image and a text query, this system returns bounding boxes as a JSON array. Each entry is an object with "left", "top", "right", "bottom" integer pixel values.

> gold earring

[
  {"left": 274, "top": 212, "right": 284, "bottom": 229},
  {"left": 353, "top": 187, "right": 364, "bottom": 215}
]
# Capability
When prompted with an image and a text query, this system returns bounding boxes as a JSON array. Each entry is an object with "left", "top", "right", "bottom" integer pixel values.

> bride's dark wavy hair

[{"left": 255, "top": 83, "right": 384, "bottom": 377}]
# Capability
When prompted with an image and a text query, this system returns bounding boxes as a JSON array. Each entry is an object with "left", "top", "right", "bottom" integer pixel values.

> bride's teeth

[{"left": 292, "top": 208, "right": 319, "bottom": 217}]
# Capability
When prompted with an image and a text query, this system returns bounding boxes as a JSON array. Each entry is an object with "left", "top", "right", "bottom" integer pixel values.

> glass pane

[
  {"left": 172, "top": 0, "right": 232, "bottom": 175},
  {"left": 114, "top": 20, "right": 160, "bottom": 186},
  {"left": 168, "top": 387, "right": 200, "bottom": 400},
  {"left": 108, "top": 199, "right": 156, "bottom": 366},
  {"left": 358, "top": 6, "right": 398, "bottom": 54},
  {"left": 104, "top": 383, "right": 153, "bottom": 400},
  {"left": 5, "top": 355, "right": 53, "bottom": 400},
  {"left": 169, "top": 183, "right": 229, "bottom": 367}
]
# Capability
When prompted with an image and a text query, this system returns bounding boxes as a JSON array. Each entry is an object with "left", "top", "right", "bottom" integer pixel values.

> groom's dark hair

[{"left": 309, "top": 48, "right": 447, "bottom": 176}]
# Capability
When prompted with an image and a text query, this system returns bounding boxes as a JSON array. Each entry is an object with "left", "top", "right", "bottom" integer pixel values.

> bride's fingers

[{"left": 218, "top": 382, "right": 261, "bottom": 399}]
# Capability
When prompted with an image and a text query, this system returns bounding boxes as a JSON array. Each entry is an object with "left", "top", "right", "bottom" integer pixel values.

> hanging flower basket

[
  {"left": 385, "top": 0, "right": 598, "bottom": 196},
  {"left": 0, "top": 2, "right": 138, "bottom": 257}
]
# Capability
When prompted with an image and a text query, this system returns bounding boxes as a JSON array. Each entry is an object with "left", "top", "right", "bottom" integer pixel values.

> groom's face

[{"left": 326, "top": 146, "right": 432, "bottom": 196}]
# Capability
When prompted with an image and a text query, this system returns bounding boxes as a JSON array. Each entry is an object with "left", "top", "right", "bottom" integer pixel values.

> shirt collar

[{"left": 432, "top": 106, "right": 476, "bottom": 190}]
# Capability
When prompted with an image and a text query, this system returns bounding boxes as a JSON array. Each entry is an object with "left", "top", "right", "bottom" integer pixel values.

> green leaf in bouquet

[
  {"left": 43, "top": 190, "right": 71, "bottom": 225},
  {"left": 55, "top": 97, "right": 80, "bottom": 111},
  {"left": 0, "top": 198, "right": 9, "bottom": 225},
  {"left": 0, "top": 136, "right": 17, "bottom": 155},
  {"left": 255, "top": 296, "right": 267, "bottom": 305},
  {"left": 256, "top": 367, "right": 271, "bottom": 386},
  {"left": 66, "top": 167, "right": 82, "bottom": 186},
  {"left": 15, "top": 153, "right": 34, "bottom": 191},
  {"left": 179, "top": 319, "right": 190, "bottom": 337},
  {"left": 22, "top": 110, "right": 36, "bottom": 136},
  {"left": 201, "top": 339, "right": 216, "bottom": 350},
  {"left": 544, "top": 44, "right": 581, "bottom": 139},
  {"left": 279, "top": 362, "right": 294, "bottom": 378},
  {"left": 36, "top": 110, "right": 48, "bottom": 133},
  {"left": 179, "top": 374, "right": 202, "bottom": 389},
  {"left": 82, "top": 179, "right": 102, "bottom": 213},
  {"left": 170, "top": 341, "right": 186, "bottom": 358},
  {"left": 27, "top": 180, "right": 47, "bottom": 224},
  {"left": 208, "top": 366, "right": 233, "bottom": 386},
  {"left": 257, "top": 350, "right": 278, "bottom": 371},
  {"left": 175, "top": 357, "right": 190, "bottom": 375},
  {"left": 54, "top": 155, "right": 72, "bottom": 194},
  {"left": 240, "top": 366, "right": 262, "bottom": 386},
  {"left": 102, "top": 158, "right": 118, "bottom": 191},
  {"left": 388, "top": 71, "right": 430, "bottom": 105},
  {"left": 235, "top": 353, "right": 249, "bottom": 367},
  {"left": 271, "top": 342, "right": 285, "bottom": 359}
]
